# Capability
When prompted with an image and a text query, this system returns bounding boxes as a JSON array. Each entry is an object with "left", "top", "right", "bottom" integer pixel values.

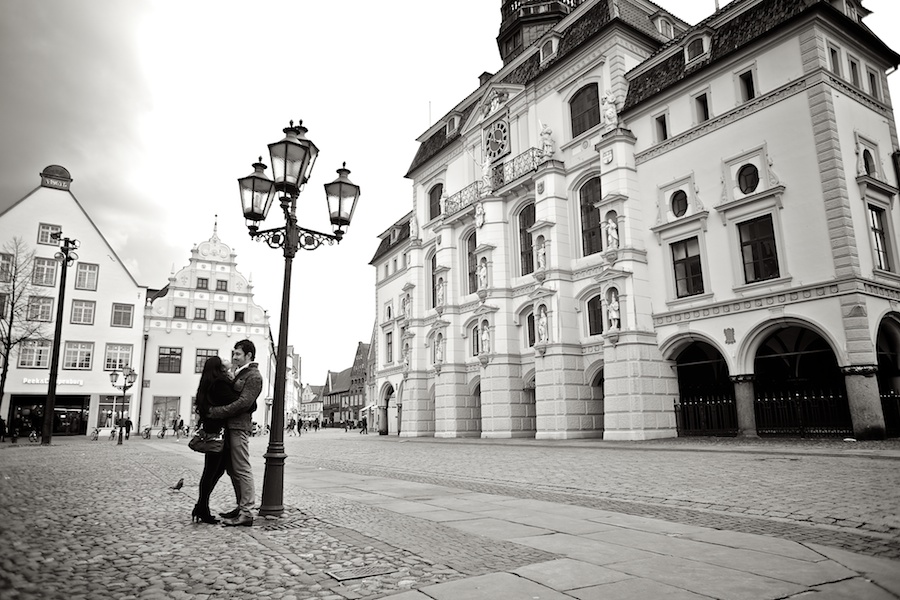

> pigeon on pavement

[{"left": 170, "top": 477, "right": 184, "bottom": 491}]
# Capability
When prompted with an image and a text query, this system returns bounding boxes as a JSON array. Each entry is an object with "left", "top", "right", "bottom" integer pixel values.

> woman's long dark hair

[{"left": 196, "top": 356, "right": 229, "bottom": 419}]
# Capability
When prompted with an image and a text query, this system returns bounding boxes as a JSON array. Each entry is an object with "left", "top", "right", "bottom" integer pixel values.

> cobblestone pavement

[
  {"left": 0, "top": 432, "right": 898, "bottom": 599},
  {"left": 282, "top": 432, "right": 900, "bottom": 559}
]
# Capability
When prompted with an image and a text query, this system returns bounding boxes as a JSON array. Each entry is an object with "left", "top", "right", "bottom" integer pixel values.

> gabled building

[
  {"left": 0, "top": 166, "right": 146, "bottom": 435},
  {"left": 370, "top": 0, "right": 900, "bottom": 440},
  {"left": 142, "top": 226, "right": 272, "bottom": 431},
  {"left": 299, "top": 383, "right": 323, "bottom": 422},
  {"left": 321, "top": 367, "right": 351, "bottom": 425}
]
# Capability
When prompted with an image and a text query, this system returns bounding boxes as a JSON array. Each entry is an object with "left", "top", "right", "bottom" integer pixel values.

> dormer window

[
  {"left": 687, "top": 39, "right": 704, "bottom": 61},
  {"left": 445, "top": 115, "right": 460, "bottom": 135},
  {"left": 656, "top": 17, "right": 674, "bottom": 39},
  {"left": 391, "top": 228, "right": 399, "bottom": 243},
  {"left": 539, "top": 37, "right": 560, "bottom": 63},
  {"left": 684, "top": 33, "right": 711, "bottom": 64}
]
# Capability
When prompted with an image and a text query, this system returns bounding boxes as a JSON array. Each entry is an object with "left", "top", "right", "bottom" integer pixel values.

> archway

[
  {"left": 674, "top": 342, "right": 737, "bottom": 436},
  {"left": 590, "top": 369, "right": 605, "bottom": 436},
  {"left": 876, "top": 317, "right": 900, "bottom": 437},
  {"left": 380, "top": 383, "right": 395, "bottom": 435},
  {"left": 753, "top": 326, "right": 851, "bottom": 437}
]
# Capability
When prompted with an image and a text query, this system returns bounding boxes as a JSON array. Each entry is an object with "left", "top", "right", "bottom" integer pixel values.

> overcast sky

[{"left": 1, "top": 0, "right": 898, "bottom": 384}]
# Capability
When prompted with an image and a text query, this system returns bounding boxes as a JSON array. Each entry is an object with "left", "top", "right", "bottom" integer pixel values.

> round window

[
  {"left": 671, "top": 190, "right": 688, "bottom": 217},
  {"left": 737, "top": 164, "right": 759, "bottom": 194}
]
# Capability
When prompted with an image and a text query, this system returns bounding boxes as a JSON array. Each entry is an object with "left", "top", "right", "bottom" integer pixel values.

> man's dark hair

[{"left": 234, "top": 339, "right": 256, "bottom": 361}]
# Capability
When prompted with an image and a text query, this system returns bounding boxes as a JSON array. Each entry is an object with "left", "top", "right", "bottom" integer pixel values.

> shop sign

[{"left": 23, "top": 377, "right": 84, "bottom": 386}]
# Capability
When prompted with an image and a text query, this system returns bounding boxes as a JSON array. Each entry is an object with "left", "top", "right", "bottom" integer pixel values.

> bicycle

[
  {"left": 141, "top": 426, "right": 151, "bottom": 439},
  {"left": 157, "top": 426, "right": 167, "bottom": 439},
  {"left": 108, "top": 428, "right": 117, "bottom": 441},
  {"left": 90, "top": 427, "right": 100, "bottom": 441},
  {"left": 29, "top": 429, "right": 39, "bottom": 443}
]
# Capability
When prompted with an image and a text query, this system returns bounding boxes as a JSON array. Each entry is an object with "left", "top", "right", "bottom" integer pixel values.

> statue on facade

[
  {"left": 602, "top": 89, "right": 618, "bottom": 129},
  {"left": 538, "top": 306, "right": 548, "bottom": 343},
  {"left": 536, "top": 241, "right": 546, "bottom": 270},
  {"left": 478, "top": 260, "right": 488, "bottom": 290},
  {"left": 475, "top": 202, "right": 485, "bottom": 228},
  {"left": 435, "top": 336, "right": 444, "bottom": 363},
  {"left": 608, "top": 292, "right": 620, "bottom": 330},
  {"left": 480, "top": 323, "right": 491, "bottom": 354},
  {"left": 409, "top": 210, "right": 419, "bottom": 239},
  {"left": 606, "top": 216, "right": 619, "bottom": 249},
  {"left": 539, "top": 121, "right": 555, "bottom": 160},
  {"left": 401, "top": 294, "right": 408, "bottom": 317},
  {"left": 436, "top": 279, "right": 445, "bottom": 307}
]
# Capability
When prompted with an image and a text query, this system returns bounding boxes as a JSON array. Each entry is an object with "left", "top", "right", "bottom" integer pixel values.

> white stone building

[
  {"left": 370, "top": 0, "right": 900, "bottom": 440},
  {"left": 0, "top": 166, "right": 146, "bottom": 435}
]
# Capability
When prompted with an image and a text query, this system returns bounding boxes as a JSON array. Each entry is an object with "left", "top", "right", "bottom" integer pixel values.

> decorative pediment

[
  {"left": 433, "top": 264, "right": 451, "bottom": 276},
  {"left": 593, "top": 266, "right": 630, "bottom": 285},
  {"left": 473, "top": 303, "right": 499, "bottom": 317},
  {"left": 402, "top": 282, "right": 416, "bottom": 292},
  {"left": 528, "top": 286, "right": 557, "bottom": 301},
  {"left": 428, "top": 319, "right": 450, "bottom": 337},
  {"left": 462, "top": 83, "right": 526, "bottom": 133}
]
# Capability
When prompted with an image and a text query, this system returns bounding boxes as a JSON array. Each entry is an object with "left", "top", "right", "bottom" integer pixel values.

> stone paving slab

[
  {"left": 566, "top": 577, "right": 713, "bottom": 600},
  {"left": 415, "top": 572, "right": 571, "bottom": 600},
  {"left": 511, "top": 558, "right": 633, "bottom": 590}
]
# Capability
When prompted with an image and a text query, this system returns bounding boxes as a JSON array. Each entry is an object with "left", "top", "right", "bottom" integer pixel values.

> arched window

[
  {"left": 472, "top": 323, "right": 480, "bottom": 356},
  {"left": 863, "top": 149, "right": 876, "bottom": 176},
  {"left": 570, "top": 84, "right": 601, "bottom": 137},
  {"left": 430, "top": 254, "right": 438, "bottom": 308},
  {"left": 587, "top": 295, "right": 604, "bottom": 336},
  {"left": 580, "top": 177, "right": 603, "bottom": 256},
  {"left": 429, "top": 183, "right": 443, "bottom": 221},
  {"left": 466, "top": 231, "right": 478, "bottom": 294},
  {"left": 526, "top": 312, "right": 536, "bottom": 347},
  {"left": 687, "top": 38, "right": 704, "bottom": 61},
  {"left": 519, "top": 203, "right": 535, "bottom": 275}
]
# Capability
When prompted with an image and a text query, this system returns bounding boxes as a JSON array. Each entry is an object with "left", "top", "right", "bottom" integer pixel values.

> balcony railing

[{"left": 444, "top": 147, "right": 544, "bottom": 217}]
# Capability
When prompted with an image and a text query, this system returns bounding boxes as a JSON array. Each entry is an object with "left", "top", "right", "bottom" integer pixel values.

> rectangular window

[
  {"left": 828, "top": 45, "right": 841, "bottom": 76},
  {"left": 63, "top": 341, "right": 93, "bottom": 370},
  {"left": 195, "top": 348, "right": 218, "bottom": 373},
  {"left": 71, "top": 300, "right": 96, "bottom": 325},
  {"left": 869, "top": 205, "right": 892, "bottom": 271},
  {"left": 74, "top": 263, "right": 99, "bottom": 290},
  {"left": 738, "top": 215, "right": 780, "bottom": 283},
  {"left": 867, "top": 68, "right": 881, "bottom": 100},
  {"left": 849, "top": 57, "right": 861, "bottom": 87},
  {"left": 174, "top": 306, "right": 186, "bottom": 319},
  {"left": 196, "top": 277, "right": 208, "bottom": 290},
  {"left": 105, "top": 343, "right": 133, "bottom": 370},
  {"left": 32, "top": 257, "right": 57, "bottom": 286},
  {"left": 215, "top": 280, "right": 227, "bottom": 291},
  {"left": 214, "top": 309, "right": 226, "bottom": 321},
  {"left": 195, "top": 308, "right": 207, "bottom": 320},
  {"left": 472, "top": 325, "right": 480, "bottom": 356},
  {"left": 234, "top": 311, "right": 245, "bottom": 323},
  {"left": 739, "top": 70, "right": 756, "bottom": 102},
  {"left": 385, "top": 332, "right": 393, "bottom": 363},
  {"left": 0, "top": 293, "right": 7, "bottom": 319},
  {"left": 111, "top": 303, "right": 134, "bottom": 327},
  {"left": 695, "top": 93, "right": 710, "bottom": 123},
  {"left": 157, "top": 347, "right": 182, "bottom": 373},
  {"left": 519, "top": 204, "right": 535, "bottom": 276},
  {"left": 37, "top": 223, "right": 61, "bottom": 245},
  {"left": 27, "top": 296, "right": 53, "bottom": 321},
  {"left": 19, "top": 339, "right": 51, "bottom": 368},
  {"left": 655, "top": 114, "right": 669, "bottom": 142},
  {"left": 0, "top": 253, "right": 12, "bottom": 282},
  {"left": 671, "top": 237, "right": 704, "bottom": 297}
]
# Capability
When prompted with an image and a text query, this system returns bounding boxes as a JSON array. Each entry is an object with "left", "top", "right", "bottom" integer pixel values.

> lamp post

[
  {"left": 42, "top": 233, "right": 80, "bottom": 446},
  {"left": 109, "top": 366, "right": 137, "bottom": 445},
  {"left": 238, "top": 120, "right": 360, "bottom": 517}
]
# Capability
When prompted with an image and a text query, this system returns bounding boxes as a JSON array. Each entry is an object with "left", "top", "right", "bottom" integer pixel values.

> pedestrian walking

[
  {"left": 192, "top": 355, "right": 238, "bottom": 525},
  {"left": 175, "top": 416, "right": 184, "bottom": 440},
  {"left": 359, "top": 416, "right": 368, "bottom": 434},
  {"left": 124, "top": 417, "right": 133, "bottom": 440},
  {"left": 0, "top": 416, "right": 6, "bottom": 442},
  {"left": 207, "top": 339, "right": 263, "bottom": 527}
]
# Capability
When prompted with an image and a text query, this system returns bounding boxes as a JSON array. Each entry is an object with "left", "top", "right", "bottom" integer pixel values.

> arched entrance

[
  {"left": 876, "top": 317, "right": 900, "bottom": 437},
  {"left": 590, "top": 369, "right": 605, "bottom": 437},
  {"left": 674, "top": 342, "right": 737, "bottom": 436},
  {"left": 379, "top": 383, "right": 395, "bottom": 435},
  {"left": 753, "top": 326, "right": 851, "bottom": 437}
]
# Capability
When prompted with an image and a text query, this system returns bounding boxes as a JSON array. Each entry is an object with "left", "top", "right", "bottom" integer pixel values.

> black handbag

[{"left": 188, "top": 430, "right": 224, "bottom": 454}]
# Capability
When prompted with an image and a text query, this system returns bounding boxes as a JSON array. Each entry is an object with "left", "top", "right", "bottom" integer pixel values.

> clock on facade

[{"left": 483, "top": 119, "right": 510, "bottom": 163}]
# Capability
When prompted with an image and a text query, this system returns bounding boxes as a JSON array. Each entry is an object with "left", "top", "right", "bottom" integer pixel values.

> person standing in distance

[{"left": 207, "top": 339, "right": 262, "bottom": 527}]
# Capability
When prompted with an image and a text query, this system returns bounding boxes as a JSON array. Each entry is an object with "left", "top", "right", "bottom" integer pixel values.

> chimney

[{"left": 479, "top": 71, "right": 494, "bottom": 87}]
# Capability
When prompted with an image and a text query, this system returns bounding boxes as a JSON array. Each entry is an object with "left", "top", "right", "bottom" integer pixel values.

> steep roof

[
  {"left": 623, "top": 0, "right": 900, "bottom": 112},
  {"left": 369, "top": 213, "right": 412, "bottom": 264},
  {"left": 405, "top": 0, "right": 672, "bottom": 177}
]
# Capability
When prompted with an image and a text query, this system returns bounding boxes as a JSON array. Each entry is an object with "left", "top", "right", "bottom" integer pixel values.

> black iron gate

[
  {"left": 754, "top": 389, "right": 852, "bottom": 438},
  {"left": 675, "top": 393, "right": 738, "bottom": 436}
]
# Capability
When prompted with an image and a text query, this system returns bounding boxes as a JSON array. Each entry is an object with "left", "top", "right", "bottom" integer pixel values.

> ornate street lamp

[
  {"left": 41, "top": 233, "right": 80, "bottom": 446},
  {"left": 238, "top": 120, "right": 360, "bottom": 517},
  {"left": 109, "top": 366, "right": 137, "bottom": 445}
]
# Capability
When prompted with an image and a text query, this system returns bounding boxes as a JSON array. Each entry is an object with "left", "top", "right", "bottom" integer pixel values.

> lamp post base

[{"left": 258, "top": 448, "right": 288, "bottom": 517}]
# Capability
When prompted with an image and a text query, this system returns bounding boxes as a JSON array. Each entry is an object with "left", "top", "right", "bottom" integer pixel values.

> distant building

[
  {"left": 321, "top": 368, "right": 350, "bottom": 425},
  {"left": 370, "top": 0, "right": 900, "bottom": 440},
  {"left": 299, "top": 383, "right": 323, "bottom": 422}
]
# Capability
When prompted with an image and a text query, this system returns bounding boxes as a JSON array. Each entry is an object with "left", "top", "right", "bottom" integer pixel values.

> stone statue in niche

[
  {"left": 401, "top": 294, "right": 408, "bottom": 317},
  {"left": 606, "top": 217, "right": 619, "bottom": 249},
  {"left": 538, "top": 306, "right": 548, "bottom": 343},
  {"left": 607, "top": 291, "right": 620, "bottom": 330},
  {"left": 481, "top": 167, "right": 493, "bottom": 197},
  {"left": 475, "top": 202, "right": 485, "bottom": 228},
  {"left": 436, "top": 279, "right": 445, "bottom": 307},
  {"left": 480, "top": 323, "right": 491, "bottom": 354},
  {"left": 403, "top": 343, "right": 410, "bottom": 367},
  {"left": 435, "top": 340, "right": 443, "bottom": 364},
  {"left": 536, "top": 241, "right": 546, "bottom": 270},
  {"left": 478, "top": 260, "right": 488, "bottom": 290},
  {"left": 539, "top": 122, "right": 555, "bottom": 159},
  {"left": 409, "top": 210, "right": 419, "bottom": 239},
  {"left": 602, "top": 89, "right": 618, "bottom": 128}
]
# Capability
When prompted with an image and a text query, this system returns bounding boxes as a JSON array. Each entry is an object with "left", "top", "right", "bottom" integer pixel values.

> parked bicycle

[
  {"left": 141, "top": 426, "right": 152, "bottom": 439},
  {"left": 157, "top": 425, "right": 167, "bottom": 439},
  {"left": 90, "top": 427, "right": 100, "bottom": 441},
  {"left": 108, "top": 428, "right": 117, "bottom": 441}
]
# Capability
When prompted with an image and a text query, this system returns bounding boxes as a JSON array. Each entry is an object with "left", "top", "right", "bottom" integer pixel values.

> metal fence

[
  {"left": 675, "top": 394, "right": 738, "bottom": 436},
  {"left": 754, "top": 389, "right": 853, "bottom": 438}
]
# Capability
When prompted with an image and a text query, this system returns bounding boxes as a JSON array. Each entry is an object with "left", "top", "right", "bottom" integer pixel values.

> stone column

[
  {"left": 842, "top": 365, "right": 885, "bottom": 440},
  {"left": 730, "top": 375, "right": 757, "bottom": 437}
]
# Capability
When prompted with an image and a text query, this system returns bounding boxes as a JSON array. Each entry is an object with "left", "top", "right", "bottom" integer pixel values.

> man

[{"left": 207, "top": 339, "right": 262, "bottom": 527}]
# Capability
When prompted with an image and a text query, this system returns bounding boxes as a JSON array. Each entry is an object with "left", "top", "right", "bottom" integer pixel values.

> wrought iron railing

[
  {"left": 501, "top": 0, "right": 583, "bottom": 22},
  {"left": 491, "top": 147, "right": 543, "bottom": 191},
  {"left": 675, "top": 394, "right": 738, "bottom": 436},
  {"left": 754, "top": 389, "right": 853, "bottom": 438},
  {"left": 445, "top": 181, "right": 483, "bottom": 215}
]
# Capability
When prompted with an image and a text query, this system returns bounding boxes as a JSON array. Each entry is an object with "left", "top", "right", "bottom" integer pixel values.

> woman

[{"left": 192, "top": 356, "right": 237, "bottom": 524}]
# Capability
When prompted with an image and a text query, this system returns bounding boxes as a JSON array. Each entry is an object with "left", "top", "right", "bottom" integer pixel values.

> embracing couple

[{"left": 192, "top": 339, "right": 262, "bottom": 527}]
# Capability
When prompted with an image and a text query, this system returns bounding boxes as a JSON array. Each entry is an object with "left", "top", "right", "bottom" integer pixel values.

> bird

[{"left": 170, "top": 478, "right": 184, "bottom": 491}]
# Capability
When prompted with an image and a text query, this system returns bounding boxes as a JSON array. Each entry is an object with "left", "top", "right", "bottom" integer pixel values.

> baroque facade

[{"left": 370, "top": 0, "right": 900, "bottom": 440}]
